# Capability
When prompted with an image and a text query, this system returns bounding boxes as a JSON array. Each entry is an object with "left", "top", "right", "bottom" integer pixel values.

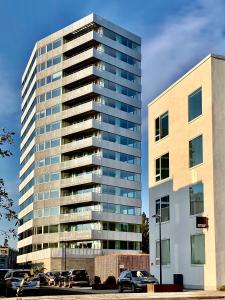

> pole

[
  {"left": 64, "top": 242, "right": 67, "bottom": 271},
  {"left": 159, "top": 215, "right": 162, "bottom": 285}
]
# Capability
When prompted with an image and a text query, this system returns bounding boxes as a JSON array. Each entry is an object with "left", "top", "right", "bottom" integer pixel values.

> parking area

[{"left": 0, "top": 285, "right": 119, "bottom": 298}]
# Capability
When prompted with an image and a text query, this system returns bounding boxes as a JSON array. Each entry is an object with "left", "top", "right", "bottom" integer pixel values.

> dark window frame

[
  {"left": 155, "top": 153, "right": 169, "bottom": 181},
  {"left": 155, "top": 111, "right": 169, "bottom": 141},
  {"left": 189, "top": 134, "right": 203, "bottom": 168},
  {"left": 188, "top": 87, "right": 202, "bottom": 122}
]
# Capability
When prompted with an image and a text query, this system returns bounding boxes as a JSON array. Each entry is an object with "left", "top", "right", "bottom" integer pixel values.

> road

[{"left": 0, "top": 286, "right": 119, "bottom": 298}]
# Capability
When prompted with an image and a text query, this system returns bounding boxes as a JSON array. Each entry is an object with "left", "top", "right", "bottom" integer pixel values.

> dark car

[
  {"left": 45, "top": 272, "right": 59, "bottom": 285},
  {"left": 117, "top": 270, "right": 158, "bottom": 292},
  {"left": 0, "top": 269, "right": 11, "bottom": 295},
  {"left": 53, "top": 271, "right": 70, "bottom": 287},
  {"left": 68, "top": 269, "right": 90, "bottom": 287},
  {"left": 36, "top": 273, "right": 48, "bottom": 286}
]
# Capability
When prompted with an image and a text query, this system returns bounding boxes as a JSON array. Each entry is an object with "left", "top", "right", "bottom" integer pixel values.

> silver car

[{"left": 2, "top": 269, "right": 40, "bottom": 297}]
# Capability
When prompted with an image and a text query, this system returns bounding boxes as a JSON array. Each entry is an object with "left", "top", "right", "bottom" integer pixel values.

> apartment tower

[
  {"left": 148, "top": 54, "right": 225, "bottom": 289},
  {"left": 18, "top": 14, "right": 142, "bottom": 273}
]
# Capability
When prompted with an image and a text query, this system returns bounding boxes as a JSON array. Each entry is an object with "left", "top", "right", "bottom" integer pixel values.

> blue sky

[{"left": 1, "top": 0, "right": 225, "bottom": 247}]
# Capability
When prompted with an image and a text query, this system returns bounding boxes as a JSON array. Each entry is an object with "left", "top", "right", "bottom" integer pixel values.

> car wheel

[
  {"left": 131, "top": 283, "right": 136, "bottom": 293},
  {"left": 118, "top": 284, "right": 123, "bottom": 293}
]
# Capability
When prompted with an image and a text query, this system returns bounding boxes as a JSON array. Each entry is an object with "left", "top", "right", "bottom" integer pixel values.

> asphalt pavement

[{"left": 1, "top": 286, "right": 225, "bottom": 300}]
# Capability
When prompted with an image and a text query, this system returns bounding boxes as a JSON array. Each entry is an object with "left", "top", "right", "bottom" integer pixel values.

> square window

[
  {"left": 188, "top": 88, "right": 202, "bottom": 122},
  {"left": 189, "top": 135, "right": 203, "bottom": 167}
]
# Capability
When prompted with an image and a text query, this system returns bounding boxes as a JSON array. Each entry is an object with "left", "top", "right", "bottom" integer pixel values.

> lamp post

[
  {"left": 64, "top": 242, "right": 67, "bottom": 271},
  {"left": 152, "top": 213, "right": 162, "bottom": 285}
]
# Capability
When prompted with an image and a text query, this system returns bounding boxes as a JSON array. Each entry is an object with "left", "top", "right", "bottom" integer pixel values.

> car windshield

[
  {"left": 13, "top": 271, "right": 31, "bottom": 278},
  {"left": 61, "top": 272, "right": 69, "bottom": 276},
  {"left": 131, "top": 270, "right": 151, "bottom": 278},
  {"left": 72, "top": 270, "right": 87, "bottom": 278}
]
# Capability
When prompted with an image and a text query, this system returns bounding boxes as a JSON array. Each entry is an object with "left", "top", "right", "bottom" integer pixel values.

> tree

[
  {"left": 141, "top": 212, "right": 149, "bottom": 254},
  {"left": 0, "top": 129, "right": 18, "bottom": 238}
]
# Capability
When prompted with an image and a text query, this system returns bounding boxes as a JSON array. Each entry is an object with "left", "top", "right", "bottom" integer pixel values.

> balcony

[
  {"left": 60, "top": 192, "right": 100, "bottom": 206},
  {"left": 61, "top": 119, "right": 99, "bottom": 137},
  {"left": 61, "top": 101, "right": 96, "bottom": 120},
  {"left": 60, "top": 173, "right": 95, "bottom": 188},
  {"left": 62, "top": 66, "right": 96, "bottom": 88},
  {"left": 61, "top": 136, "right": 100, "bottom": 154},
  {"left": 63, "top": 31, "right": 95, "bottom": 55},
  {"left": 62, "top": 83, "right": 95, "bottom": 104},
  {"left": 60, "top": 211, "right": 93, "bottom": 223},
  {"left": 61, "top": 155, "right": 101, "bottom": 171}
]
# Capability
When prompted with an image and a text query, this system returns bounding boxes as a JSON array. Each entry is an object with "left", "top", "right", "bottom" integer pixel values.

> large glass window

[
  {"left": 155, "top": 196, "right": 170, "bottom": 222},
  {"left": 189, "top": 135, "right": 203, "bottom": 168},
  {"left": 155, "top": 112, "right": 169, "bottom": 141},
  {"left": 188, "top": 88, "right": 202, "bottom": 122},
  {"left": 190, "top": 182, "right": 204, "bottom": 215},
  {"left": 156, "top": 239, "right": 170, "bottom": 265},
  {"left": 191, "top": 234, "right": 205, "bottom": 264},
  {"left": 155, "top": 153, "right": 169, "bottom": 181}
]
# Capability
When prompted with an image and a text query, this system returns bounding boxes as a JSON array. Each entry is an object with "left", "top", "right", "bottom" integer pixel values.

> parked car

[
  {"left": 45, "top": 271, "right": 59, "bottom": 286},
  {"left": 53, "top": 271, "right": 70, "bottom": 287},
  {"left": 2, "top": 269, "right": 40, "bottom": 297},
  {"left": 68, "top": 269, "right": 90, "bottom": 287},
  {"left": 36, "top": 273, "right": 48, "bottom": 286},
  {"left": 117, "top": 270, "right": 158, "bottom": 292},
  {"left": 0, "top": 269, "right": 11, "bottom": 296}
]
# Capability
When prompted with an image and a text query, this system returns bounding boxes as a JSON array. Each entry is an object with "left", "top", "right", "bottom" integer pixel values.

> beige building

[
  {"left": 148, "top": 54, "right": 225, "bottom": 289},
  {"left": 18, "top": 14, "right": 142, "bottom": 272}
]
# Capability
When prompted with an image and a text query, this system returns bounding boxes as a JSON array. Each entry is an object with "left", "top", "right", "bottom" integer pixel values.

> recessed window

[
  {"left": 156, "top": 239, "right": 170, "bottom": 265},
  {"left": 189, "top": 182, "right": 204, "bottom": 215},
  {"left": 155, "top": 153, "right": 169, "bottom": 181},
  {"left": 189, "top": 135, "right": 203, "bottom": 168},
  {"left": 155, "top": 196, "right": 170, "bottom": 222},
  {"left": 188, "top": 88, "right": 202, "bottom": 122},
  {"left": 191, "top": 234, "right": 205, "bottom": 264},
  {"left": 155, "top": 112, "right": 169, "bottom": 141}
]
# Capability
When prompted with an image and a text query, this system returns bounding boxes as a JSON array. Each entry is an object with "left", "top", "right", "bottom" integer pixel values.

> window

[
  {"left": 155, "top": 153, "right": 169, "bottom": 181},
  {"left": 188, "top": 88, "right": 202, "bottom": 122},
  {"left": 155, "top": 196, "right": 170, "bottom": 222},
  {"left": 191, "top": 234, "right": 205, "bottom": 264},
  {"left": 155, "top": 112, "right": 169, "bottom": 141},
  {"left": 156, "top": 239, "right": 170, "bottom": 265},
  {"left": 190, "top": 182, "right": 204, "bottom": 215},
  {"left": 189, "top": 135, "right": 203, "bottom": 167}
]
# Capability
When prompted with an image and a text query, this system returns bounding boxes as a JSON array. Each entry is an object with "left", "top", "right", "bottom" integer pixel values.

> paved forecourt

[{"left": 6, "top": 290, "right": 225, "bottom": 300}]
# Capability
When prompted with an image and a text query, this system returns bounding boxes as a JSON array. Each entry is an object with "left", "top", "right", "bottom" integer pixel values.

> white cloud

[{"left": 141, "top": 0, "right": 225, "bottom": 134}]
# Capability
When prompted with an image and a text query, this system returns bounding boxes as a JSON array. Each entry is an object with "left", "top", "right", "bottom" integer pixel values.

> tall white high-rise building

[{"left": 17, "top": 14, "right": 142, "bottom": 273}]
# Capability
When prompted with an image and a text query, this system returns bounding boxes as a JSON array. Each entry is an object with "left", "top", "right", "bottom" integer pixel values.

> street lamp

[
  {"left": 64, "top": 242, "right": 67, "bottom": 271},
  {"left": 152, "top": 213, "right": 162, "bottom": 285}
]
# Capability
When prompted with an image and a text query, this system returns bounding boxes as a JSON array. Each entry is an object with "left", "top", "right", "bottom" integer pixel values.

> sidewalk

[{"left": 10, "top": 290, "right": 225, "bottom": 300}]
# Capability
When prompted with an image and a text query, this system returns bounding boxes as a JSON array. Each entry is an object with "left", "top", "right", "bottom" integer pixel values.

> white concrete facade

[
  {"left": 148, "top": 54, "right": 225, "bottom": 290},
  {"left": 18, "top": 14, "right": 142, "bottom": 267}
]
